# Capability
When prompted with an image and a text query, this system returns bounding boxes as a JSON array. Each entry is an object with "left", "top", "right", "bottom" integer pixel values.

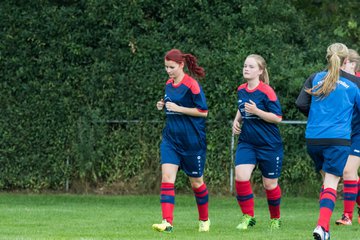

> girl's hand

[
  {"left": 156, "top": 99, "right": 164, "bottom": 110},
  {"left": 165, "top": 102, "right": 181, "bottom": 113},
  {"left": 244, "top": 100, "right": 259, "bottom": 115},
  {"left": 232, "top": 120, "right": 241, "bottom": 135}
]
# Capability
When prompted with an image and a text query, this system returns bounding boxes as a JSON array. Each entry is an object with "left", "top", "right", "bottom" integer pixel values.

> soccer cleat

[
  {"left": 313, "top": 225, "right": 330, "bottom": 240},
  {"left": 335, "top": 213, "right": 352, "bottom": 226},
  {"left": 358, "top": 207, "right": 360, "bottom": 224},
  {"left": 152, "top": 219, "right": 173, "bottom": 233},
  {"left": 236, "top": 214, "right": 256, "bottom": 230},
  {"left": 198, "top": 219, "right": 210, "bottom": 232},
  {"left": 269, "top": 218, "right": 281, "bottom": 230}
]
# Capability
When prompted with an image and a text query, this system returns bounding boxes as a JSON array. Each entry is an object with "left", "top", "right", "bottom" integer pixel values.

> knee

[
  {"left": 191, "top": 182, "right": 203, "bottom": 189},
  {"left": 162, "top": 173, "right": 175, "bottom": 183},
  {"left": 190, "top": 178, "right": 204, "bottom": 189},
  {"left": 235, "top": 172, "right": 251, "bottom": 182},
  {"left": 263, "top": 180, "right": 278, "bottom": 190},
  {"left": 342, "top": 168, "right": 357, "bottom": 180}
]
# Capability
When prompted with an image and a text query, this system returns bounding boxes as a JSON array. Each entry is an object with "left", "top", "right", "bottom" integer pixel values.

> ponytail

[
  {"left": 262, "top": 68, "right": 270, "bottom": 85},
  {"left": 306, "top": 43, "right": 348, "bottom": 97},
  {"left": 165, "top": 49, "right": 205, "bottom": 78}
]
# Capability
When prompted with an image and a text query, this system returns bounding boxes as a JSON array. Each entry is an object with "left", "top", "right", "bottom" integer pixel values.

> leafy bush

[{"left": 0, "top": 0, "right": 358, "bottom": 195}]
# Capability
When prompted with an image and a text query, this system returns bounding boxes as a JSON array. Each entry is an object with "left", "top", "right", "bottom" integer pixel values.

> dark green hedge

[{"left": 0, "top": 0, "right": 359, "bottom": 195}]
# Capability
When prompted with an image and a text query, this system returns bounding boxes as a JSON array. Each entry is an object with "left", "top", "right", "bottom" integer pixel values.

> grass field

[{"left": 0, "top": 193, "right": 359, "bottom": 239}]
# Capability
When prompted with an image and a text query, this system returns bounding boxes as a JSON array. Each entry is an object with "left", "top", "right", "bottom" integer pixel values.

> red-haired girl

[{"left": 152, "top": 49, "right": 210, "bottom": 233}]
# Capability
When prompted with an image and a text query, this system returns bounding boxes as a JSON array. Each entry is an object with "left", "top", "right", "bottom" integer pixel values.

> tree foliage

[{"left": 0, "top": 0, "right": 358, "bottom": 195}]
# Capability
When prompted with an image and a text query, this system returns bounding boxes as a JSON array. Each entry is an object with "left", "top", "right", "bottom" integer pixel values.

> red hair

[{"left": 165, "top": 49, "right": 205, "bottom": 78}]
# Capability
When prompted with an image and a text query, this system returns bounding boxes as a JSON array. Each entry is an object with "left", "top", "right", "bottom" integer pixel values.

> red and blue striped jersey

[
  {"left": 237, "top": 81, "right": 283, "bottom": 147},
  {"left": 162, "top": 74, "right": 208, "bottom": 155}
]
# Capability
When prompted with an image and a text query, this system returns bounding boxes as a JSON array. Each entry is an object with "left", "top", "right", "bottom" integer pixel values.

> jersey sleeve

[
  {"left": 356, "top": 88, "right": 360, "bottom": 112},
  {"left": 266, "top": 93, "right": 282, "bottom": 117},
  {"left": 191, "top": 83, "right": 208, "bottom": 112},
  {"left": 260, "top": 84, "right": 282, "bottom": 117},
  {"left": 295, "top": 73, "right": 316, "bottom": 117}
]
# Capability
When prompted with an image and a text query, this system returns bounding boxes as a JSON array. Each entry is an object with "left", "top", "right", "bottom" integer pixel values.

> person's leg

[
  {"left": 184, "top": 152, "right": 210, "bottom": 232},
  {"left": 160, "top": 164, "right": 178, "bottom": 224},
  {"left": 235, "top": 164, "right": 256, "bottom": 217},
  {"left": 234, "top": 143, "right": 257, "bottom": 230},
  {"left": 357, "top": 177, "right": 360, "bottom": 207},
  {"left": 357, "top": 177, "right": 360, "bottom": 224},
  {"left": 234, "top": 143, "right": 257, "bottom": 217},
  {"left": 189, "top": 176, "right": 209, "bottom": 222},
  {"left": 337, "top": 155, "right": 360, "bottom": 224},
  {"left": 235, "top": 164, "right": 257, "bottom": 230},
  {"left": 257, "top": 144, "right": 283, "bottom": 230},
  {"left": 318, "top": 173, "right": 340, "bottom": 232},
  {"left": 263, "top": 177, "right": 281, "bottom": 220},
  {"left": 348, "top": 135, "right": 360, "bottom": 224},
  {"left": 310, "top": 145, "right": 347, "bottom": 239},
  {"left": 152, "top": 142, "right": 180, "bottom": 232},
  {"left": 152, "top": 163, "right": 178, "bottom": 233}
]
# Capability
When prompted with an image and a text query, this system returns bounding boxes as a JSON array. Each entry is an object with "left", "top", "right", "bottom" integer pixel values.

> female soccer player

[
  {"left": 335, "top": 49, "right": 360, "bottom": 226},
  {"left": 296, "top": 43, "right": 360, "bottom": 240},
  {"left": 152, "top": 49, "right": 210, "bottom": 233},
  {"left": 232, "top": 54, "right": 283, "bottom": 231}
]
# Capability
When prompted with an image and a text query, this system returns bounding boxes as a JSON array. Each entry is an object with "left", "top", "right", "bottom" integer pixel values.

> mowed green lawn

[{"left": 0, "top": 193, "right": 359, "bottom": 240}]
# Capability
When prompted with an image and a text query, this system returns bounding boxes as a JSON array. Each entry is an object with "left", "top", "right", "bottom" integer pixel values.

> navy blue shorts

[
  {"left": 306, "top": 145, "right": 350, "bottom": 177},
  {"left": 350, "top": 133, "right": 360, "bottom": 157},
  {"left": 160, "top": 141, "right": 206, "bottom": 178},
  {"left": 235, "top": 142, "right": 283, "bottom": 179}
]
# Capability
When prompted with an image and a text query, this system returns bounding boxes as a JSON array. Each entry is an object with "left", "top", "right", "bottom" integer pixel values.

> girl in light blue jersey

[{"left": 296, "top": 43, "right": 360, "bottom": 240}]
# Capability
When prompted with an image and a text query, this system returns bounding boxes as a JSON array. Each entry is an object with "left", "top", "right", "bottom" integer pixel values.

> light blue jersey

[{"left": 297, "top": 70, "right": 360, "bottom": 145}]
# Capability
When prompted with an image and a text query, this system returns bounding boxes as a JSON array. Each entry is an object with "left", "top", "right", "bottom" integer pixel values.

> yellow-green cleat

[
  {"left": 236, "top": 214, "right": 256, "bottom": 230},
  {"left": 199, "top": 219, "right": 210, "bottom": 232},
  {"left": 269, "top": 218, "right": 281, "bottom": 230},
  {"left": 152, "top": 219, "right": 173, "bottom": 233}
]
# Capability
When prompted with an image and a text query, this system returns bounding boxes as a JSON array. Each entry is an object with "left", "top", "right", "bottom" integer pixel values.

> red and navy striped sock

[
  {"left": 235, "top": 180, "right": 254, "bottom": 217},
  {"left": 343, "top": 180, "right": 358, "bottom": 220},
  {"left": 319, "top": 185, "right": 324, "bottom": 202},
  {"left": 318, "top": 188, "right": 336, "bottom": 232},
  {"left": 193, "top": 183, "right": 209, "bottom": 221},
  {"left": 160, "top": 182, "right": 175, "bottom": 224},
  {"left": 266, "top": 185, "right": 281, "bottom": 219},
  {"left": 357, "top": 178, "right": 360, "bottom": 207}
]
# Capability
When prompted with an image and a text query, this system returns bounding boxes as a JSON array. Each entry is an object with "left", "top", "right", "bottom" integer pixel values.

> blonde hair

[
  {"left": 247, "top": 54, "right": 270, "bottom": 84},
  {"left": 306, "top": 43, "right": 349, "bottom": 97},
  {"left": 348, "top": 49, "right": 360, "bottom": 72}
]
